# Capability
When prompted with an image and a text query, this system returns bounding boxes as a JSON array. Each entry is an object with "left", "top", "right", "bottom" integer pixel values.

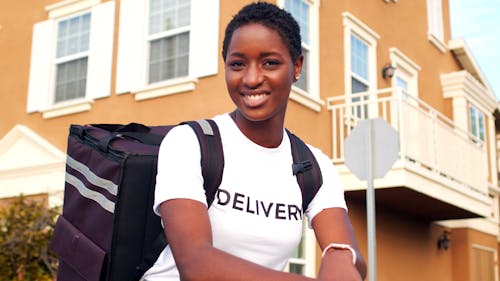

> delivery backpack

[{"left": 50, "top": 119, "right": 323, "bottom": 281}]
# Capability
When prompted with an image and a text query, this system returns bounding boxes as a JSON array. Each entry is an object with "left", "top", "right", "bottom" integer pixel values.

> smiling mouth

[{"left": 241, "top": 92, "right": 269, "bottom": 107}]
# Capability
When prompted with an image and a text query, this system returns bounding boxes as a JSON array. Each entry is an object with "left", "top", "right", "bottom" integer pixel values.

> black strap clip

[{"left": 292, "top": 160, "right": 312, "bottom": 175}]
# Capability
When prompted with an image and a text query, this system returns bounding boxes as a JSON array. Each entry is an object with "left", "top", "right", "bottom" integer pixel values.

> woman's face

[{"left": 225, "top": 23, "right": 302, "bottom": 124}]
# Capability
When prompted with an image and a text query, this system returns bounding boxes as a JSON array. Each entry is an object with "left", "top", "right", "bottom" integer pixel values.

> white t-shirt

[{"left": 142, "top": 113, "right": 347, "bottom": 280}]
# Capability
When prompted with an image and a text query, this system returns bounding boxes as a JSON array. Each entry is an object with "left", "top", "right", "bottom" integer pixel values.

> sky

[{"left": 449, "top": 0, "right": 500, "bottom": 99}]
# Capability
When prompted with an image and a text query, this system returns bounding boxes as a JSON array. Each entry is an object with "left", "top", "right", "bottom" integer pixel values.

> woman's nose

[{"left": 242, "top": 64, "right": 263, "bottom": 88}]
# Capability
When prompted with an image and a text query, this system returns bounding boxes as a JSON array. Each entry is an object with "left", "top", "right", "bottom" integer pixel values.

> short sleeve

[
  {"left": 304, "top": 146, "right": 347, "bottom": 228},
  {"left": 153, "top": 125, "right": 207, "bottom": 216}
]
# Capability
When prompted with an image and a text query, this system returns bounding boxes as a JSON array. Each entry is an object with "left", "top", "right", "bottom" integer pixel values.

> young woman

[{"left": 143, "top": 2, "right": 366, "bottom": 281}]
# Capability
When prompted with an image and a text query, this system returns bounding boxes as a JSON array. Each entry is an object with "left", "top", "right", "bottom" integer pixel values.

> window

[
  {"left": 147, "top": 0, "right": 190, "bottom": 83},
  {"left": 396, "top": 77, "right": 409, "bottom": 97},
  {"left": 426, "top": 0, "right": 446, "bottom": 52},
  {"left": 389, "top": 47, "right": 421, "bottom": 99},
  {"left": 343, "top": 12, "right": 379, "bottom": 120},
  {"left": 116, "top": 0, "right": 219, "bottom": 101},
  {"left": 280, "top": 0, "right": 323, "bottom": 112},
  {"left": 470, "top": 105, "right": 485, "bottom": 142},
  {"left": 27, "top": 0, "right": 115, "bottom": 118},
  {"left": 285, "top": 0, "right": 309, "bottom": 91},
  {"left": 350, "top": 34, "right": 369, "bottom": 118},
  {"left": 55, "top": 13, "right": 91, "bottom": 103}
]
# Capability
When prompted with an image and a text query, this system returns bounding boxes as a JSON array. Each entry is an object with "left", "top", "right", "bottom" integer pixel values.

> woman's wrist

[{"left": 321, "top": 243, "right": 357, "bottom": 265}]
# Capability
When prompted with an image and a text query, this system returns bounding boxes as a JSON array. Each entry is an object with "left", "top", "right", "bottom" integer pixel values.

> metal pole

[{"left": 366, "top": 119, "right": 377, "bottom": 281}]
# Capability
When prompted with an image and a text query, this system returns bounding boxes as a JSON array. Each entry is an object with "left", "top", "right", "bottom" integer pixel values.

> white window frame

[
  {"left": 426, "top": 0, "right": 446, "bottom": 52},
  {"left": 343, "top": 12, "right": 380, "bottom": 119},
  {"left": 116, "top": 0, "right": 219, "bottom": 101},
  {"left": 278, "top": 0, "right": 323, "bottom": 112},
  {"left": 146, "top": 0, "right": 190, "bottom": 84},
  {"left": 389, "top": 47, "right": 421, "bottom": 99},
  {"left": 26, "top": 0, "right": 115, "bottom": 119}
]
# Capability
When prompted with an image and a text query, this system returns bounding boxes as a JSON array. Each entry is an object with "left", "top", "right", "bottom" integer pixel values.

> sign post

[{"left": 344, "top": 118, "right": 399, "bottom": 281}]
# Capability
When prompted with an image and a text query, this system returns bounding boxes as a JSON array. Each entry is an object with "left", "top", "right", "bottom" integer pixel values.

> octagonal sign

[{"left": 344, "top": 118, "right": 399, "bottom": 181}]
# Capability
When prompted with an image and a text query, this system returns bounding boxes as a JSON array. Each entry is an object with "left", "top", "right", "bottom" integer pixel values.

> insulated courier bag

[{"left": 50, "top": 120, "right": 224, "bottom": 281}]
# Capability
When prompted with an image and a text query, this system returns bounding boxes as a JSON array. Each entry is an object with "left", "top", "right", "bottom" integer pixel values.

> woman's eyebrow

[
  {"left": 228, "top": 51, "right": 283, "bottom": 58},
  {"left": 228, "top": 52, "right": 245, "bottom": 58}
]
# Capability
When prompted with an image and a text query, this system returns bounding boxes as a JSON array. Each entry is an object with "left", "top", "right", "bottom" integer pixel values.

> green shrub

[{"left": 0, "top": 195, "right": 60, "bottom": 281}]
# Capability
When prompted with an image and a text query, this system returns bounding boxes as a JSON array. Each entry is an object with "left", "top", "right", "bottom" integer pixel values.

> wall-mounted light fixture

[
  {"left": 381, "top": 64, "right": 396, "bottom": 79},
  {"left": 437, "top": 231, "right": 451, "bottom": 250}
]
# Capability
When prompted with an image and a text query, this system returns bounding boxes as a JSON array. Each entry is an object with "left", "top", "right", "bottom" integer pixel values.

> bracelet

[{"left": 321, "top": 243, "right": 357, "bottom": 265}]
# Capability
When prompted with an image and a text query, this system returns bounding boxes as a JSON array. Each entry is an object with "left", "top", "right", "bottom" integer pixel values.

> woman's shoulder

[
  {"left": 159, "top": 123, "right": 200, "bottom": 153},
  {"left": 304, "top": 142, "right": 338, "bottom": 173}
]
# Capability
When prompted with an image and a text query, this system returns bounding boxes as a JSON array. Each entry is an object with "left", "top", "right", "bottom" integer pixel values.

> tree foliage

[{"left": 0, "top": 195, "right": 60, "bottom": 281}]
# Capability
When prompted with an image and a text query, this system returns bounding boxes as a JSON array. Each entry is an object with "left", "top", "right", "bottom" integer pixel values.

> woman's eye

[
  {"left": 263, "top": 60, "right": 281, "bottom": 68},
  {"left": 228, "top": 61, "right": 244, "bottom": 69}
]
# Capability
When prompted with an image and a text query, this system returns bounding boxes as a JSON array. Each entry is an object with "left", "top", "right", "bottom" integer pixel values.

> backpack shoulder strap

[
  {"left": 183, "top": 119, "right": 225, "bottom": 206},
  {"left": 286, "top": 129, "right": 323, "bottom": 212}
]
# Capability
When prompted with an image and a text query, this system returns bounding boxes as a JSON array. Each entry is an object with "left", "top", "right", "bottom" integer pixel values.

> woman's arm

[
  {"left": 160, "top": 198, "right": 316, "bottom": 281},
  {"left": 312, "top": 208, "right": 367, "bottom": 280}
]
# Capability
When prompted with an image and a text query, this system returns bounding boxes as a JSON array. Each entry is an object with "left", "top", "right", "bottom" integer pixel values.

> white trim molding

[
  {"left": 0, "top": 125, "right": 66, "bottom": 207},
  {"left": 133, "top": 77, "right": 198, "bottom": 101}
]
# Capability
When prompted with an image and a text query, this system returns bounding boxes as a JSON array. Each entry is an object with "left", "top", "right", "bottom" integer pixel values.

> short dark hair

[{"left": 222, "top": 2, "right": 302, "bottom": 62}]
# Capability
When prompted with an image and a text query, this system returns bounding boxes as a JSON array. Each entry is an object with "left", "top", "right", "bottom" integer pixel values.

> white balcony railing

[{"left": 327, "top": 88, "right": 488, "bottom": 196}]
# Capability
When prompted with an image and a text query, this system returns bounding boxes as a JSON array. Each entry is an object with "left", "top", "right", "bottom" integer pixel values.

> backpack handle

[
  {"left": 97, "top": 132, "right": 165, "bottom": 152},
  {"left": 93, "top": 122, "right": 151, "bottom": 133}
]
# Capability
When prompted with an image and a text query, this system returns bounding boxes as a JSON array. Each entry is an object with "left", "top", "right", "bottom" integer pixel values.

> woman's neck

[{"left": 229, "top": 110, "right": 285, "bottom": 148}]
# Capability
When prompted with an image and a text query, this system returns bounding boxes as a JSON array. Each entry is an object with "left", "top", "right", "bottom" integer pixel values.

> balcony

[{"left": 327, "top": 88, "right": 492, "bottom": 221}]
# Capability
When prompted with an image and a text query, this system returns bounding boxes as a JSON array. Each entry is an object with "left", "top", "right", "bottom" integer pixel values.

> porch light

[
  {"left": 437, "top": 231, "right": 451, "bottom": 250},
  {"left": 381, "top": 64, "right": 396, "bottom": 79}
]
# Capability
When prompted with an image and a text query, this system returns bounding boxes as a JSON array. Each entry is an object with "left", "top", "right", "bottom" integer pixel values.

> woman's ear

[{"left": 294, "top": 55, "right": 304, "bottom": 81}]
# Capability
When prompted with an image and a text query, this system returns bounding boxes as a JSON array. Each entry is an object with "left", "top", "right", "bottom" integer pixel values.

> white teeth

[{"left": 247, "top": 94, "right": 265, "bottom": 100}]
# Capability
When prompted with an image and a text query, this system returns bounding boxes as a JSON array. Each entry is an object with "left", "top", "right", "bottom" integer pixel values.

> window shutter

[
  {"left": 189, "top": 0, "right": 219, "bottom": 78},
  {"left": 86, "top": 1, "right": 115, "bottom": 100},
  {"left": 27, "top": 20, "right": 54, "bottom": 113},
  {"left": 115, "top": 0, "right": 146, "bottom": 94}
]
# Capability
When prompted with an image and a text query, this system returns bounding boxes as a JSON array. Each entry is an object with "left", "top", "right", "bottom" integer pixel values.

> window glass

[
  {"left": 55, "top": 58, "right": 88, "bottom": 102},
  {"left": 350, "top": 34, "right": 369, "bottom": 118},
  {"left": 56, "top": 13, "right": 91, "bottom": 58},
  {"left": 351, "top": 35, "right": 368, "bottom": 81},
  {"left": 469, "top": 105, "right": 485, "bottom": 141},
  {"left": 285, "top": 0, "right": 309, "bottom": 45},
  {"left": 285, "top": 0, "right": 310, "bottom": 92},
  {"left": 396, "top": 76, "right": 409, "bottom": 98},
  {"left": 149, "top": 33, "right": 189, "bottom": 83},
  {"left": 479, "top": 114, "right": 485, "bottom": 141},
  {"left": 149, "top": 0, "right": 190, "bottom": 35},
  {"left": 148, "top": 0, "right": 191, "bottom": 83},
  {"left": 55, "top": 13, "right": 91, "bottom": 102},
  {"left": 295, "top": 47, "right": 308, "bottom": 91},
  {"left": 396, "top": 77, "right": 408, "bottom": 91}
]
